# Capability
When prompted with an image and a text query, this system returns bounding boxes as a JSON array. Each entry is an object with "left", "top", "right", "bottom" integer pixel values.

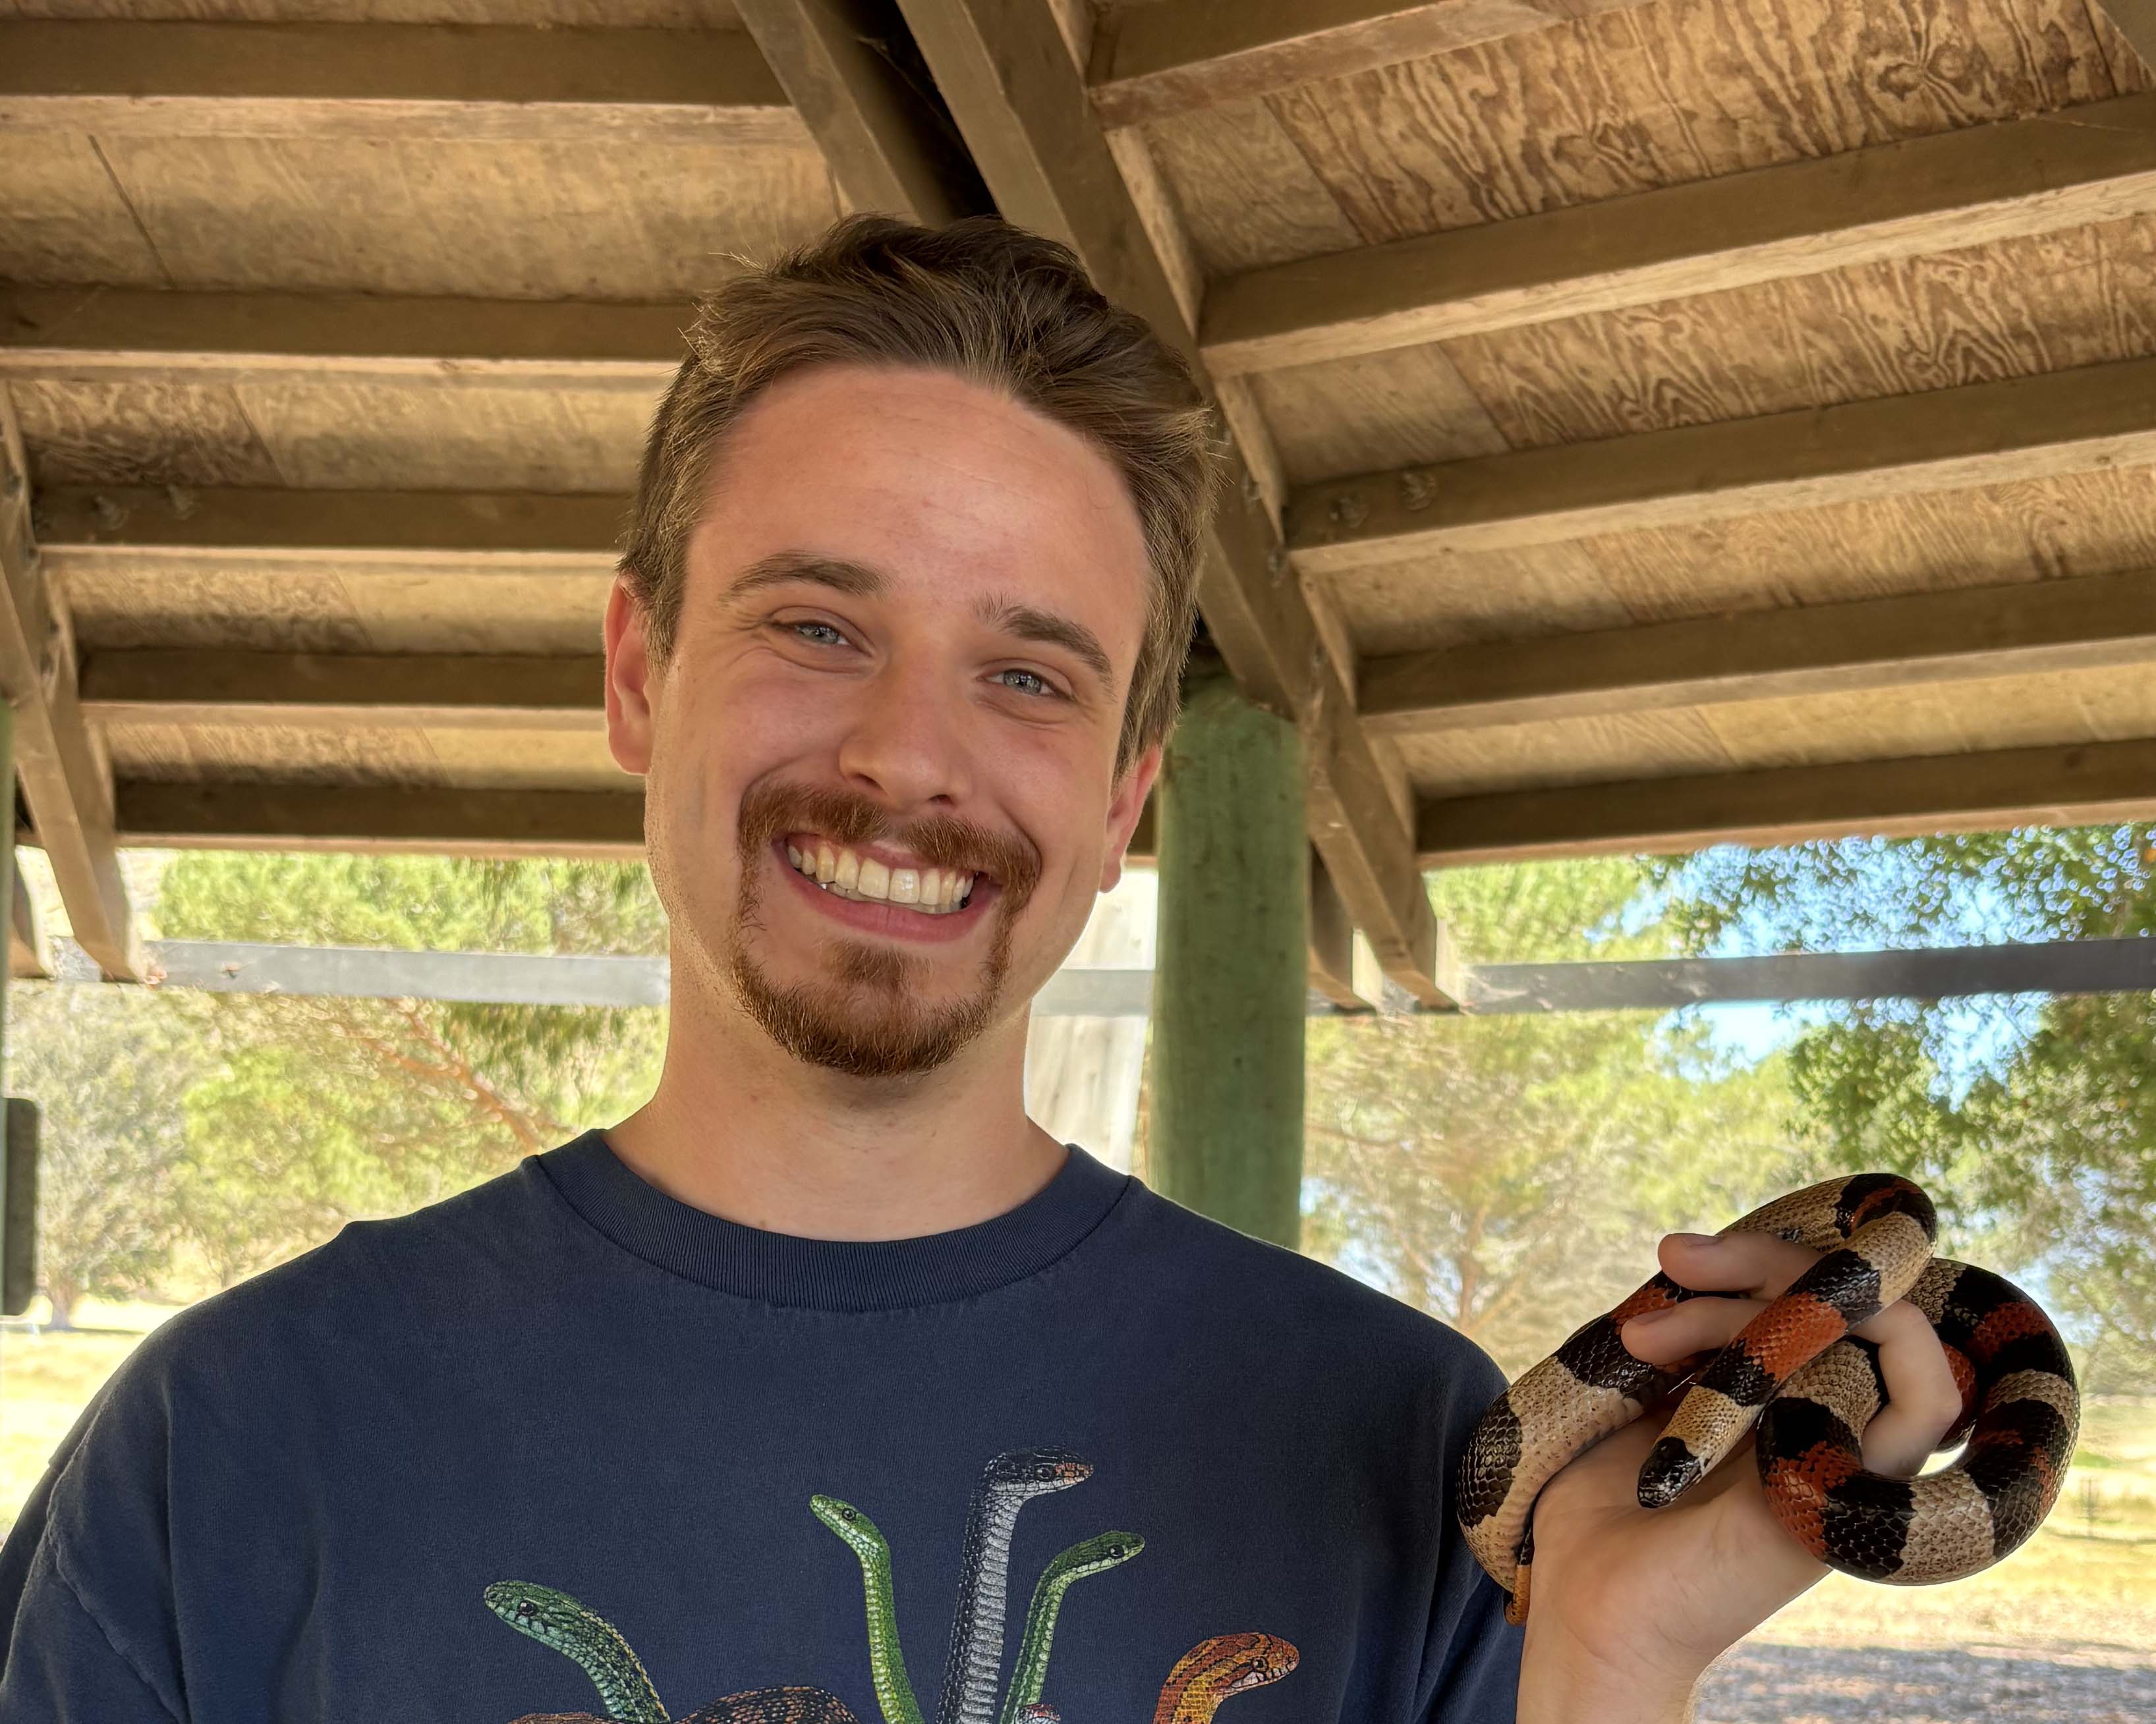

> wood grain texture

[
  {"left": 35, "top": 484, "right": 628, "bottom": 553},
  {"left": 0, "top": 20, "right": 805, "bottom": 142},
  {"left": 101, "top": 717, "right": 623, "bottom": 784},
  {"left": 1201, "top": 92, "right": 2156, "bottom": 381},
  {"left": 1263, "top": 0, "right": 2121, "bottom": 248},
  {"left": 1286, "top": 358, "right": 2156, "bottom": 572},
  {"left": 1, "top": 132, "right": 172, "bottom": 288},
  {"left": 53, "top": 550, "right": 610, "bottom": 655},
  {"left": 0, "top": 387, "right": 142, "bottom": 976},
  {"left": 1139, "top": 96, "right": 1363, "bottom": 275},
  {"left": 1360, "top": 565, "right": 2156, "bottom": 732},
  {"left": 1397, "top": 658, "right": 2156, "bottom": 797},
  {"left": 8, "top": 1, "right": 741, "bottom": 22},
  {"left": 1444, "top": 210, "right": 2156, "bottom": 454},
  {"left": 25, "top": 136, "right": 837, "bottom": 298},
  {"left": 1414, "top": 737, "right": 2156, "bottom": 862}
]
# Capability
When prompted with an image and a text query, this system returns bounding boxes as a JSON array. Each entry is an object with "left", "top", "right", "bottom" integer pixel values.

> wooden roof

[{"left": 3, "top": 0, "right": 2153, "bottom": 1003}]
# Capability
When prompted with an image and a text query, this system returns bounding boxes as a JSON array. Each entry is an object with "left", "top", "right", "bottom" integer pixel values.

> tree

[
  {"left": 1303, "top": 857, "right": 1803, "bottom": 1376},
  {"left": 1656, "top": 821, "right": 2156, "bottom": 1385},
  {"left": 5, "top": 981, "right": 214, "bottom": 1327},
  {"left": 149, "top": 852, "right": 673, "bottom": 1287}
]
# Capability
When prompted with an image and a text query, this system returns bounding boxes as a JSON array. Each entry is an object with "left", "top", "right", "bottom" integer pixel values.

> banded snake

[{"left": 1457, "top": 1173, "right": 2081, "bottom": 1621}]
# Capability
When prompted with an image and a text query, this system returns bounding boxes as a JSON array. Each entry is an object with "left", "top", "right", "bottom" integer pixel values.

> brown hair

[{"left": 618, "top": 213, "right": 1217, "bottom": 775}]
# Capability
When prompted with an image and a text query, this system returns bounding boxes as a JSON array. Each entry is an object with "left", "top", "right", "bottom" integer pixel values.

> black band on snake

[{"left": 1456, "top": 1173, "right": 2080, "bottom": 1623}]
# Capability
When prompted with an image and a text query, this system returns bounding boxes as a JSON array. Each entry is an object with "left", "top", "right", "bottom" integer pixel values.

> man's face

[{"left": 606, "top": 361, "right": 1162, "bottom": 1079}]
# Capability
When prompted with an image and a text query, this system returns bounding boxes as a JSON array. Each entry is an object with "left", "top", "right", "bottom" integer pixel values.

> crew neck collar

[{"left": 532, "top": 1128, "right": 1131, "bottom": 1311}]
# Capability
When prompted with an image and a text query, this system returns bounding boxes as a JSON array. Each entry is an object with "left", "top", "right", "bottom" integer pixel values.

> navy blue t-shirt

[{"left": 0, "top": 1133, "right": 1521, "bottom": 1722}]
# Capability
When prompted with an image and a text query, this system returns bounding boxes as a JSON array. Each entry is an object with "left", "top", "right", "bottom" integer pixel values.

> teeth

[{"left": 785, "top": 837, "right": 978, "bottom": 914}]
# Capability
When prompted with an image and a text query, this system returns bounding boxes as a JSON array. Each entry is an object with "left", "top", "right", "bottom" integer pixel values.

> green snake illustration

[
  {"left": 937, "top": 1449, "right": 1091, "bottom": 1724},
  {"left": 486, "top": 1580, "right": 861, "bottom": 1723},
  {"left": 810, "top": 1494, "right": 930, "bottom": 1724},
  {"left": 994, "top": 1531, "right": 1143, "bottom": 1724},
  {"left": 486, "top": 1581, "right": 668, "bottom": 1723}
]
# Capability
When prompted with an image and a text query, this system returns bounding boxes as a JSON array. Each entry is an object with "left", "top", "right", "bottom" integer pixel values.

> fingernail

[{"left": 1666, "top": 1232, "right": 1718, "bottom": 1246}]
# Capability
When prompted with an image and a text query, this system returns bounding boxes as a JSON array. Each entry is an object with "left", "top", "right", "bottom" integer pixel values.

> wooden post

[
  {"left": 0, "top": 699, "right": 14, "bottom": 1314},
  {"left": 1149, "top": 655, "right": 1307, "bottom": 1246}
]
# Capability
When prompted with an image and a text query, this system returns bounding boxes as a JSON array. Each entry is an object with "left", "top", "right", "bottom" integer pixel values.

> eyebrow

[{"left": 723, "top": 551, "right": 1118, "bottom": 698}]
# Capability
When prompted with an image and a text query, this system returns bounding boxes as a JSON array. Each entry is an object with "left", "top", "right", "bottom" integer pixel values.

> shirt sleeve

[
  {"left": 0, "top": 1343, "right": 190, "bottom": 1722},
  {"left": 0, "top": 1536, "right": 184, "bottom": 1723},
  {"left": 1415, "top": 1340, "right": 1525, "bottom": 1723}
]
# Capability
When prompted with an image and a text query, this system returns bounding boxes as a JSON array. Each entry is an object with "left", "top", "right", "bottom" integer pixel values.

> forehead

[{"left": 687, "top": 362, "right": 1152, "bottom": 656}]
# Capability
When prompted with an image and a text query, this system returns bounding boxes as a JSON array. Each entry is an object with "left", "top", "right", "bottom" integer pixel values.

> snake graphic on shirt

[{"left": 488, "top": 1445, "right": 1297, "bottom": 1723}]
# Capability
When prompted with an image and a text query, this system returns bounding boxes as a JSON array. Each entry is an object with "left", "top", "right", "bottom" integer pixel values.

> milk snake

[{"left": 1457, "top": 1173, "right": 2081, "bottom": 1623}]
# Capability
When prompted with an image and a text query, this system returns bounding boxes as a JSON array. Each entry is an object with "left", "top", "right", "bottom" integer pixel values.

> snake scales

[
  {"left": 493, "top": 1447, "right": 1296, "bottom": 1723},
  {"left": 1458, "top": 1173, "right": 2082, "bottom": 1623}
]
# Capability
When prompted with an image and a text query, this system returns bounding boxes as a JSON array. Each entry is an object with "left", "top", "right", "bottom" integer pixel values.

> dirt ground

[{"left": 1697, "top": 1639, "right": 2156, "bottom": 1723}]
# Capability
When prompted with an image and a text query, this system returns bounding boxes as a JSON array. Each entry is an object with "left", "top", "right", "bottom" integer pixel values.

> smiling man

[{"left": 0, "top": 217, "right": 1959, "bottom": 1724}]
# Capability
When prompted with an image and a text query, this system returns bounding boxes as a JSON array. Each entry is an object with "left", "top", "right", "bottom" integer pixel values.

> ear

[
  {"left": 604, "top": 574, "right": 657, "bottom": 776},
  {"left": 1098, "top": 740, "right": 1163, "bottom": 894}
]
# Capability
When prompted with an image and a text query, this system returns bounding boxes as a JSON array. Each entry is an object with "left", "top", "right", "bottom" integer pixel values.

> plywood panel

[
  {"left": 1398, "top": 704, "right": 1737, "bottom": 795},
  {"left": 1139, "top": 95, "right": 1361, "bottom": 275},
  {"left": 1317, "top": 460, "right": 2156, "bottom": 654},
  {"left": 11, "top": 377, "right": 284, "bottom": 484},
  {"left": 1319, "top": 538, "right": 1633, "bottom": 655},
  {"left": 1398, "top": 659, "right": 2156, "bottom": 797},
  {"left": 1440, "top": 210, "right": 2156, "bottom": 451},
  {"left": 1581, "top": 461, "right": 2156, "bottom": 621},
  {"left": 1252, "top": 338, "right": 1506, "bottom": 481},
  {"left": 53, "top": 553, "right": 611, "bottom": 654},
  {"left": 92, "top": 136, "right": 838, "bottom": 298},
  {"left": 1261, "top": 0, "right": 2120, "bottom": 250},
  {"left": 99, "top": 719, "right": 627, "bottom": 787},
  {"left": 0, "top": 132, "right": 170, "bottom": 286},
  {"left": 10, "top": 1, "right": 741, "bottom": 24},
  {"left": 1695, "top": 663, "right": 2156, "bottom": 768}
]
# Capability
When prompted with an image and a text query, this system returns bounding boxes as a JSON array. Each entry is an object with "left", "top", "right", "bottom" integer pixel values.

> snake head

[
  {"left": 484, "top": 1580, "right": 590, "bottom": 1649},
  {"left": 986, "top": 1448, "right": 1092, "bottom": 1490},
  {"left": 809, "top": 1492, "right": 887, "bottom": 1557}
]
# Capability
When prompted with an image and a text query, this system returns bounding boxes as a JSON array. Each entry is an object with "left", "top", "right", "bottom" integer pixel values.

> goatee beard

[{"left": 723, "top": 780, "right": 1040, "bottom": 1078}]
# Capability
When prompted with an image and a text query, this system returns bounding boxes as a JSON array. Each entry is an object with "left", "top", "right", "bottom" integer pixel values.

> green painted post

[{"left": 1148, "top": 655, "right": 1307, "bottom": 1247}]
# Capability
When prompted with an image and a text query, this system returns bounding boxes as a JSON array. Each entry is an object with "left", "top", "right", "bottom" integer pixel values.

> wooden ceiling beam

[
  {"left": 116, "top": 781, "right": 646, "bottom": 860},
  {"left": 1288, "top": 354, "right": 2156, "bottom": 574},
  {"left": 1203, "top": 92, "right": 2156, "bottom": 377},
  {"left": 1361, "top": 566, "right": 2156, "bottom": 734},
  {"left": 0, "top": 20, "right": 805, "bottom": 143},
  {"left": 0, "top": 396, "right": 144, "bottom": 980},
  {"left": 1416, "top": 738, "right": 2156, "bottom": 865},
  {"left": 1, "top": 285, "right": 687, "bottom": 387},
  {"left": 1085, "top": 0, "right": 1656, "bottom": 130},
  {"left": 78, "top": 649, "right": 606, "bottom": 734},
  {"left": 735, "top": 0, "right": 988, "bottom": 225},
  {"left": 899, "top": 0, "right": 1460, "bottom": 1006},
  {"left": 36, "top": 486, "right": 626, "bottom": 561}
]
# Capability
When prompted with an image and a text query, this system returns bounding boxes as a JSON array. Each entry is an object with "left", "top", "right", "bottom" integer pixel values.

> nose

[{"left": 834, "top": 657, "right": 975, "bottom": 812}]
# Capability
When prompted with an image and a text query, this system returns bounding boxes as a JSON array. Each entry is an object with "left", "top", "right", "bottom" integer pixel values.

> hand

[{"left": 1514, "top": 1231, "right": 1967, "bottom": 1721}]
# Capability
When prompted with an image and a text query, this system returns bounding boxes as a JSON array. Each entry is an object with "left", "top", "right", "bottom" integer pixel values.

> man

[{"left": 0, "top": 217, "right": 1961, "bottom": 1723}]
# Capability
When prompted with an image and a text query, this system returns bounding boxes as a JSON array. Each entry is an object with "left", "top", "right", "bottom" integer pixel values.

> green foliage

[
  {"left": 4, "top": 852, "right": 673, "bottom": 1306},
  {"left": 5, "top": 982, "right": 213, "bottom": 1326},
  {"left": 1659, "top": 822, "right": 2156, "bottom": 1387},
  {"left": 1303, "top": 857, "right": 1803, "bottom": 1376}
]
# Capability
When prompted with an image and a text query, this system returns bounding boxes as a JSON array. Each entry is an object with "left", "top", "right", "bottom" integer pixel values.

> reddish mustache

[{"left": 739, "top": 781, "right": 1038, "bottom": 898}]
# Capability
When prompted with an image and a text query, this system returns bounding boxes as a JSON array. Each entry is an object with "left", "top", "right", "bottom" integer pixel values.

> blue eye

[
  {"left": 998, "top": 669, "right": 1060, "bottom": 698},
  {"left": 789, "top": 621, "right": 847, "bottom": 646}
]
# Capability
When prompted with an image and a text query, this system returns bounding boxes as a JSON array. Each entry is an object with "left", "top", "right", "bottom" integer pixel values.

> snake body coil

[{"left": 1457, "top": 1173, "right": 2080, "bottom": 1622}]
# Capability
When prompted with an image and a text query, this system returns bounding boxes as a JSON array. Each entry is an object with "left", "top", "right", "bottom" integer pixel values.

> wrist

[{"left": 1516, "top": 1613, "right": 1705, "bottom": 1724}]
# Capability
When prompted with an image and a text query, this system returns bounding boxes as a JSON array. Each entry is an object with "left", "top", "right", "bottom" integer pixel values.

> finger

[
  {"left": 1852, "top": 1298, "right": 1967, "bottom": 1476},
  {"left": 1622, "top": 1294, "right": 1769, "bottom": 1366},
  {"left": 1657, "top": 1231, "right": 1828, "bottom": 1300}
]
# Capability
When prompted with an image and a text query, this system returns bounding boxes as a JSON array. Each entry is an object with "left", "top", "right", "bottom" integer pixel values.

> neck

[{"left": 602, "top": 956, "right": 1067, "bottom": 1242}]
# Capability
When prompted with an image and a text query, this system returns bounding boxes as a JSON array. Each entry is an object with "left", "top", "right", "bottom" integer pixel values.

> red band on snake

[{"left": 1456, "top": 1173, "right": 2080, "bottom": 1625}]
